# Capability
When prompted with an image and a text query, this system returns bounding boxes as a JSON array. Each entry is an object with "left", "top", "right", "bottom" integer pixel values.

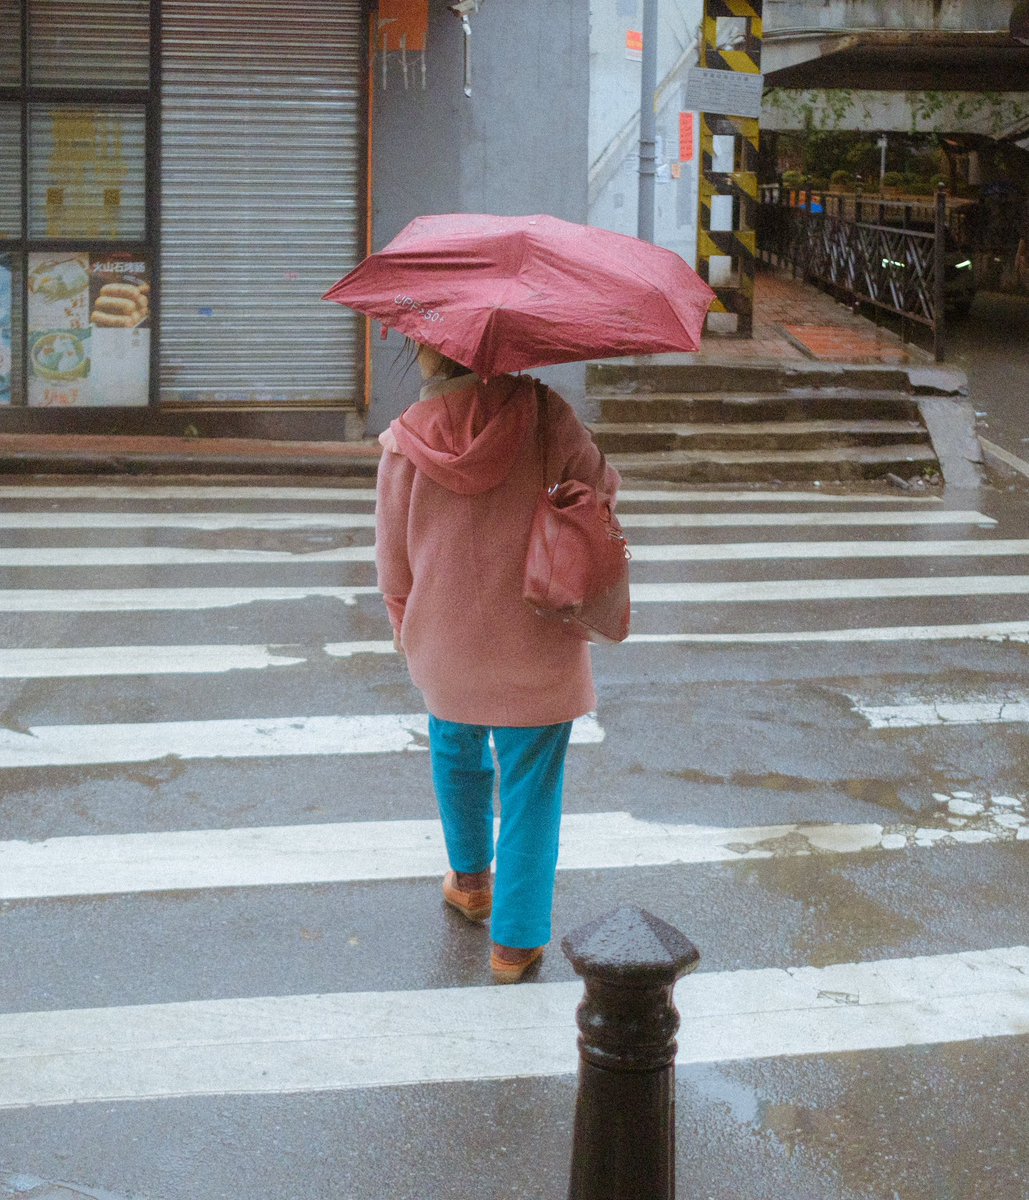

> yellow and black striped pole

[{"left": 698, "top": 0, "right": 762, "bottom": 337}]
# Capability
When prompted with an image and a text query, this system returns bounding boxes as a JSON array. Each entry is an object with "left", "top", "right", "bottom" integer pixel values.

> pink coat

[{"left": 375, "top": 371, "right": 620, "bottom": 727}]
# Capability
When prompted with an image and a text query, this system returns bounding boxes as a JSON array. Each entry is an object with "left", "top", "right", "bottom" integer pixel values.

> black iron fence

[{"left": 757, "top": 184, "right": 952, "bottom": 362}]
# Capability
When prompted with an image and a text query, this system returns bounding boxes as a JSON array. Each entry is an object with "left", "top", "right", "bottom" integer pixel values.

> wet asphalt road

[
  {"left": 947, "top": 288, "right": 1029, "bottom": 476},
  {"left": 0, "top": 472, "right": 1026, "bottom": 1200}
]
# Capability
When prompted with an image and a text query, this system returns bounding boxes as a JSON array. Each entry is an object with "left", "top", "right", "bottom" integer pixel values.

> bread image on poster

[
  {"left": 89, "top": 258, "right": 150, "bottom": 330},
  {"left": 87, "top": 254, "right": 151, "bottom": 406}
]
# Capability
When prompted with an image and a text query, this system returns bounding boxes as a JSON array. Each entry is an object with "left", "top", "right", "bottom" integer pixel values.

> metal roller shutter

[
  {"left": 160, "top": 1, "right": 365, "bottom": 405},
  {"left": 29, "top": 0, "right": 151, "bottom": 87}
]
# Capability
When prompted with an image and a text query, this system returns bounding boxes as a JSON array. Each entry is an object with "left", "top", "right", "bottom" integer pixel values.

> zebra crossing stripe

[
  {"left": 1, "top": 801, "right": 1022, "bottom": 901},
  {"left": 4, "top": 622, "right": 1028, "bottom": 679},
  {"left": 851, "top": 696, "right": 1029, "bottom": 729},
  {"left": 618, "top": 510, "right": 994, "bottom": 528},
  {"left": 0, "top": 587, "right": 377, "bottom": 612},
  {"left": 632, "top": 576, "right": 1029, "bottom": 603},
  {"left": 0, "top": 485, "right": 380, "bottom": 502},
  {"left": 4, "top": 539, "right": 1025, "bottom": 569},
  {"left": 0, "top": 546, "right": 378, "bottom": 566},
  {"left": 0, "top": 485, "right": 941, "bottom": 503},
  {"left": 0, "top": 510, "right": 982, "bottom": 531},
  {"left": 2, "top": 576, "right": 1027, "bottom": 613},
  {"left": 0, "top": 645, "right": 315, "bottom": 679},
  {"left": 0, "top": 713, "right": 604, "bottom": 770},
  {"left": 626, "top": 621, "right": 1029, "bottom": 645},
  {"left": 0, "top": 946, "right": 1024, "bottom": 1108},
  {"left": 629, "top": 539, "right": 1029, "bottom": 563},
  {"left": 1, "top": 512, "right": 378, "bottom": 531}
]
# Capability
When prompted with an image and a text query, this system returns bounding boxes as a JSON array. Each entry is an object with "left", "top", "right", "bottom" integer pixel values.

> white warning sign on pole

[{"left": 684, "top": 67, "right": 764, "bottom": 118}]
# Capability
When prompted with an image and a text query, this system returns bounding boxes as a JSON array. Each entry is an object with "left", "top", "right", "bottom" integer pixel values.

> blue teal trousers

[{"left": 428, "top": 715, "right": 573, "bottom": 950}]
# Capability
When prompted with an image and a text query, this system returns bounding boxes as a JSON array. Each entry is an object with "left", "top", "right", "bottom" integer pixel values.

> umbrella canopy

[{"left": 323, "top": 213, "right": 715, "bottom": 379}]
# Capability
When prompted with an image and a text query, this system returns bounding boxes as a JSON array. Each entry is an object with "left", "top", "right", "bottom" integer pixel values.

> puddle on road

[
  {"left": 665, "top": 767, "right": 913, "bottom": 814},
  {"left": 740, "top": 855, "right": 922, "bottom": 968}
]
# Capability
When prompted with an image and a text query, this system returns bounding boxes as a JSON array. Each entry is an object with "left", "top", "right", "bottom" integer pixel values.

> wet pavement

[
  {"left": 0, "top": 474, "right": 1026, "bottom": 1199},
  {"left": 946, "top": 289, "right": 1029, "bottom": 478}
]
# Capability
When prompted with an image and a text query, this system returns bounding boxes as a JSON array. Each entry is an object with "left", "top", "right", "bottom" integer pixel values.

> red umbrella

[{"left": 323, "top": 213, "right": 715, "bottom": 379}]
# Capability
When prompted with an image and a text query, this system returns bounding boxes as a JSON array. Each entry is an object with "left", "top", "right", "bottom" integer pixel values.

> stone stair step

[
  {"left": 588, "top": 362, "right": 914, "bottom": 394},
  {"left": 606, "top": 444, "right": 938, "bottom": 484},
  {"left": 598, "top": 393, "right": 922, "bottom": 423},
  {"left": 591, "top": 418, "right": 928, "bottom": 453}
]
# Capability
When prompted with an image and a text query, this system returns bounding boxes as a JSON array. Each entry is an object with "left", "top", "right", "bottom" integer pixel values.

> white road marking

[
  {"left": 3, "top": 576, "right": 1026, "bottom": 613},
  {"left": 0, "top": 587, "right": 377, "bottom": 612},
  {"left": 323, "top": 641, "right": 396, "bottom": 658},
  {"left": 627, "top": 621, "right": 1029, "bottom": 645},
  {"left": 616, "top": 489, "right": 942, "bottom": 504},
  {"left": 0, "top": 546, "right": 377, "bottom": 566},
  {"left": 0, "top": 511, "right": 979, "bottom": 534},
  {"left": 9, "top": 620, "right": 1029, "bottom": 681},
  {"left": 0, "top": 512, "right": 377, "bottom": 531},
  {"left": 0, "top": 486, "right": 379, "bottom": 502},
  {"left": 0, "top": 946, "right": 1024, "bottom": 1108},
  {"left": 2, "top": 799, "right": 1022, "bottom": 901},
  {"left": 0, "top": 486, "right": 938, "bottom": 504},
  {"left": 2, "top": 621, "right": 1026, "bottom": 681},
  {"left": 980, "top": 438, "right": 1029, "bottom": 481},
  {"left": 630, "top": 539, "right": 1029, "bottom": 562},
  {"left": 852, "top": 696, "right": 1029, "bottom": 729},
  {"left": 0, "top": 713, "right": 604, "bottom": 770},
  {"left": 619, "top": 510, "right": 995, "bottom": 529},
  {"left": 632, "top": 576, "right": 1029, "bottom": 603},
  {"left": 6, "top": 539, "right": 1026, "bottom": 569},
  {"left": 0, "top": 645, "right": 311, "bottom": 679}
]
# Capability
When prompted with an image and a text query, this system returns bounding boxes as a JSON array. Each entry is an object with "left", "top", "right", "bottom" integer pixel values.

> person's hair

[{"left": 405, "top": 336, "right": 467, "bottom": 379}]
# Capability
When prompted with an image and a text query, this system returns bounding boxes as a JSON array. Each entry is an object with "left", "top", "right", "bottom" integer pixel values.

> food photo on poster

[
  {"left": 25, "top": 251, "right": 150, "bottom": 406},
  {"left": 27, "top": 252, "right": 91, "bottom": 406},
  {"left": 87, "top": 254, "right": 150, "bottom": 405}
]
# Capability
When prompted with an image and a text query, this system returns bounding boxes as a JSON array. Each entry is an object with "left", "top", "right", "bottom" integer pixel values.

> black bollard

[{"left": 562, "top": 906, "right": 700, "bottom": 1200}]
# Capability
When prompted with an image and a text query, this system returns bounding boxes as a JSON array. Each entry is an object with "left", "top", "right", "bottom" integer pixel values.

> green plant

[
  {"left": 782, "top": 169, "right": 803, "bottom": 187},
  {"left": 882, "top": 170, "right": 905, "bottom": 189},
  {"left": 830, "top": 169, "right": 853, "bottom": 188}
]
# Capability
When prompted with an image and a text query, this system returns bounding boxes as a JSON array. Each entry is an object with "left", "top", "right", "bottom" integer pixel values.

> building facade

[{"left": 0, "top": 0, "right": 591, "bottom": 440}]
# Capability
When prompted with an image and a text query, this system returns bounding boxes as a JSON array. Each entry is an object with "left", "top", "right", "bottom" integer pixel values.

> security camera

[{"left": 449, "top": 0, "right": 480, "bottom": 15}]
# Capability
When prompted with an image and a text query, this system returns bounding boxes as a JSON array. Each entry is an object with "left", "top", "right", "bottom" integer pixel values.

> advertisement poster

[
  {"left": 27, "top": 251, "right": 149, "bottom": 406},
  {"left": 0, "top": 256, "right": 11, "bottom": 406},
  {"left": 87, "top": 253, "right": 150, "bottom": 406}
]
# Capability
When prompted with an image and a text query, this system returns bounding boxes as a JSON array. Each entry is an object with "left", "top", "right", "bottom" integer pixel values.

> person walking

[{"left": 375, "top": 342, "right": 620, "bottom": 983}]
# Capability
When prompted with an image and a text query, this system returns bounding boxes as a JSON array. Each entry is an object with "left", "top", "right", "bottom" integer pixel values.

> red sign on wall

[{"left": 679, "top": 112, "right": 695, "bottom": 163}]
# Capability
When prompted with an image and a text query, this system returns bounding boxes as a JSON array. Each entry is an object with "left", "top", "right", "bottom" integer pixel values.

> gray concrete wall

[{"left": 367, "top": 0, "right": 591, "bottom": 433}]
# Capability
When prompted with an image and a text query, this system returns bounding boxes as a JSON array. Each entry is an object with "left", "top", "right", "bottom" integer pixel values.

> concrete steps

[
  {"left": 606, "top": 444, "right": 938, "bottom": 484},
  {"left": 591, "top": 418, "right": 926, "bottom": 454},
  {"left": 586, "top": 363, "right": 942, "bottom": 485},
  {"left": 598, "top": 391, "right": 924, "bottom": 424}
]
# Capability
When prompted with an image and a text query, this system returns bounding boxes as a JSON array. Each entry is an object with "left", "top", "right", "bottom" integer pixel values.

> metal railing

[{"left": 757, "top": 183, "right": 950, "bottom": 361}]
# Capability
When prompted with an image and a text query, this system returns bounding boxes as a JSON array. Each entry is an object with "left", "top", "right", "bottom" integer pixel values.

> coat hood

[{"left": 389, "top": 372, "right": 537, "bottom": 495}]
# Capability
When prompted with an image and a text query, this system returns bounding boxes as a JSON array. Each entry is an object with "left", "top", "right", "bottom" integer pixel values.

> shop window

[
  {"left": 28, "top": 104, "right": 146, "bottom": 239},
  {"left": 0, "top": 254, "right": 20, "bottom": 407},
  {"left": 29, "top": 0, "right": 150, "bottom": 88},
  {"left": 4, "top": 2, "right": 154, "bottom": 408},
  {"left": 0, "top": 105, "right": 21, "bottom": 238},
  {"left": 0, "top": 0, "right": 21, "bottom": 87}
]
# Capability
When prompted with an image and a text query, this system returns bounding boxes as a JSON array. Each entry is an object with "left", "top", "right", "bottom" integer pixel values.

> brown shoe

[
  {"left": 442, "top": 870, "right": 493, "bottom": 922},
  {"left": 490, "top": 943, "right": 545, "bottom": 984}
]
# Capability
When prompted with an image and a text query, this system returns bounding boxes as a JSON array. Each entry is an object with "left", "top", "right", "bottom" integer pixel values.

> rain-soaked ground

[{"left": 1, "top": 350, "right": 1027, "bottom": 1200}]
